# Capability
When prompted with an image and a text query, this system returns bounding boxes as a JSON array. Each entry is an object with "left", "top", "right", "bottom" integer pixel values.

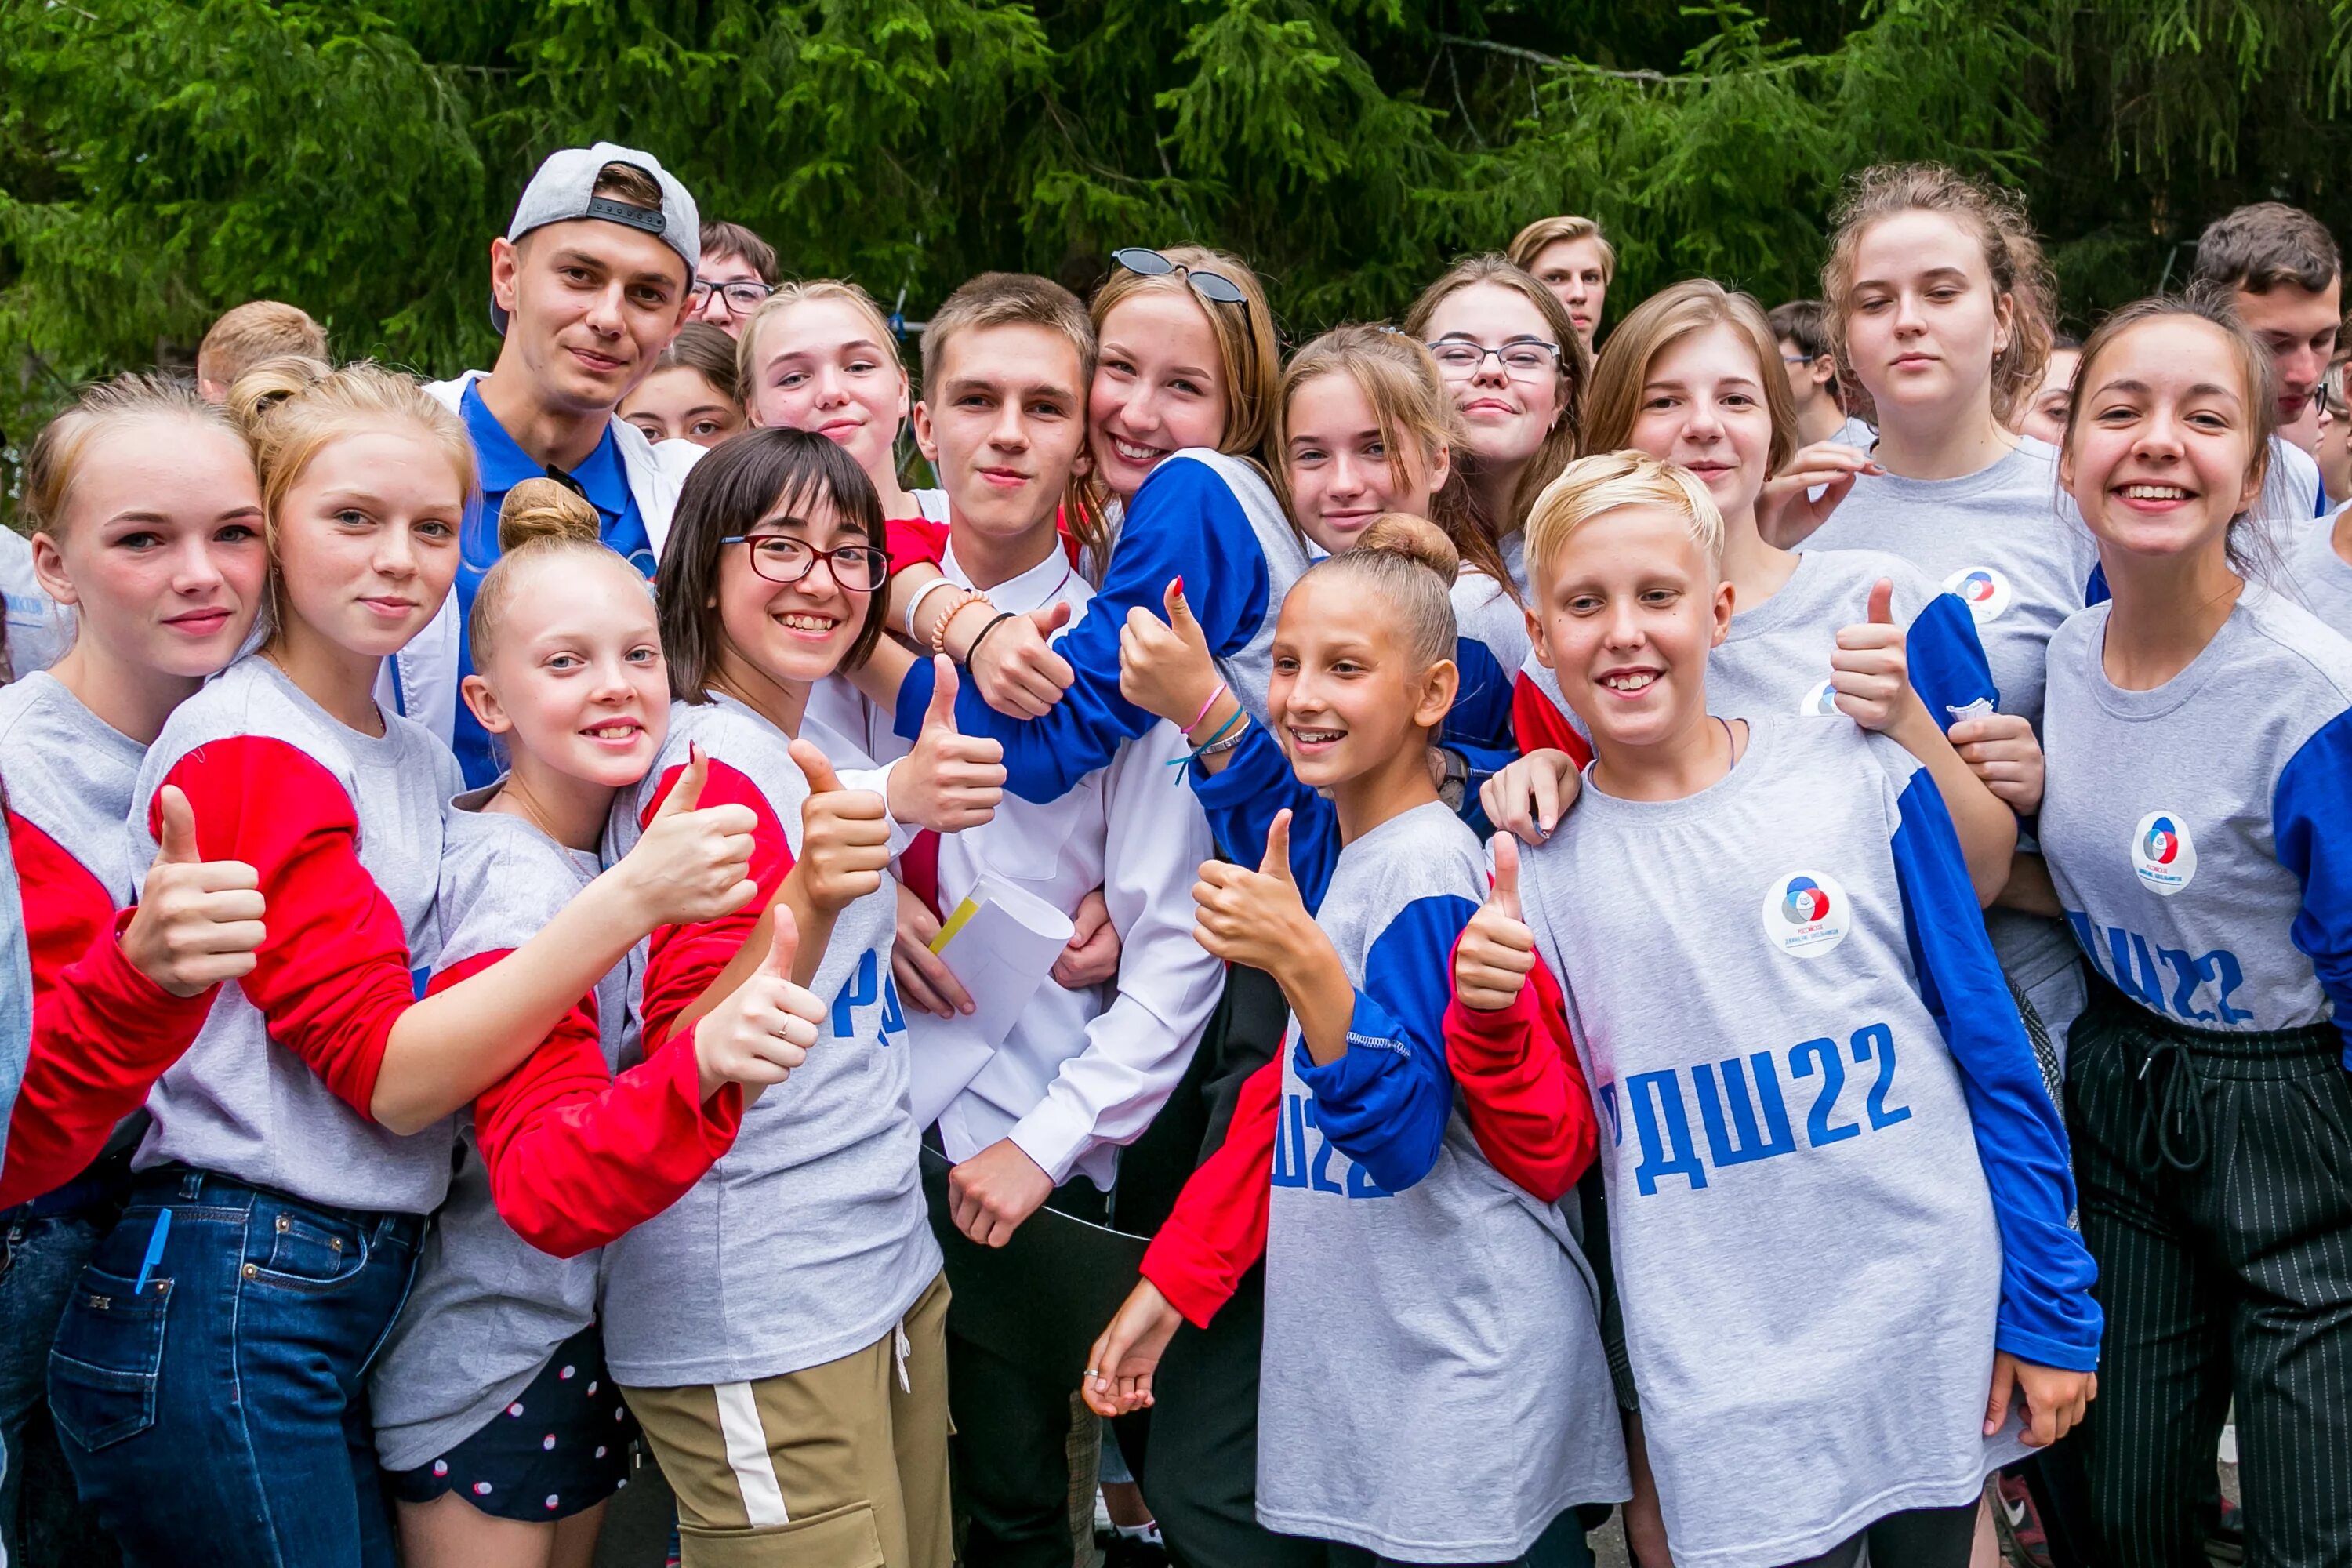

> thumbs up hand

[
  {"left": 616, "top": 744, "right": 762, "bottom": 927},
  {"left": 1828, "top": 578, "right": 1925, "bottom": 734},
  {"left": 121, "top": 785, "right": 268, "bottom": 997},
  {"left": 1454, "top": 835, "right": 1538, "bottom": 1012},
  {"left": 786, "top": 738, "right": 891, "bottom": 916},
  {"left": 887, "top": 656, "right": 1007, "bottom": 832},
  {"left": 962, "top": 595, "right": 1076, "bottom": 719},
  {"left": 1120, "top": 576, "right": 1223, "bottom": 732},
  {"left": 1189, "top": 808, "right": 1313, "bottom": 971},
  {"left": 693, "top": 908, "right": 826, "bottom": 1106}
]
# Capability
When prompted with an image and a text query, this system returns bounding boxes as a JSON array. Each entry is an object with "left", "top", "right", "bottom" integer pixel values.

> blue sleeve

[
  {"left": 1444, "top": 635, "right": 1515, "bottom": 753},
  {"left": 2084, "top": 562, "right": 2109, "bottom": 607},
  {"left": 1189, "top": 724, "right": 1342, "bottom": 909},
  {"left": 1905, "top": 593, "right": 2001, "bottom": 730},
  {"left": 1890, "top": 768, "right": 2103, "bottom": 1371},
  {"left": 891, "top": 456, "right": 1276, "bottom": 804},
  {"left": 1294, "top": 892, "right": 1475, "bottom": 1193},
  {"left": 2273, "top": 710, "right": 2352, "bottom": 1069}
]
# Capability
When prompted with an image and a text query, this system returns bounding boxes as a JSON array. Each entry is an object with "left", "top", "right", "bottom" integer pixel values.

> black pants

[
  {"left": 1773, "top": 1502, "right": 1977, "bottom": 1568},
  {"left": 2067, "top": 981, "right": 2352, "bottom": 1568}
]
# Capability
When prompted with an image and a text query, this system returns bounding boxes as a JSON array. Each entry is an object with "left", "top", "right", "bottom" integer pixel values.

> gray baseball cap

[{"left": 491, "top": 141, "right": 701, "bottom": 333}]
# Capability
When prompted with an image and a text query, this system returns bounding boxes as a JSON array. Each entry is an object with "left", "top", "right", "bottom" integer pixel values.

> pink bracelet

[{"left": 1186, "top": 681, "right": 1230, "bottom": 734}]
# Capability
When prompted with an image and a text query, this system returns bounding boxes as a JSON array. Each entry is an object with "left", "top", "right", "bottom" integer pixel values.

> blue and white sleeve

[
  {"left": 1189, "top": 724, "right": 1342, "bottom": 910},
  {"left": 1904, "top": 593, "right": 2001, "bottom": 729},
  {"left": 2273, "top": 709, "right": 2352, "bottom": 1069},
  {"left": 1889, "top": 764, "right": 2103, "bottom": 1372},
  {"left": 1445, "top": 634, "right": 1517, "bottom": 753},
  {"left": 892, "top": 457, "right": 1275, "bottom": 804},
  {"left": 1295, "top": 892, "right": 1476, "bottom": 1194}
]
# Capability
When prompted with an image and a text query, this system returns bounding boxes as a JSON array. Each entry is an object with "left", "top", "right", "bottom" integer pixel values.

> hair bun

[
  {"left": 498, "top": 477, "right": 601, "bottom": 553},
  {"left": 223, "top": 353, "right": 333, "bottom": 434},
  {"left": 1356, "top": 513, "right": 1459, "bottom": 582}
]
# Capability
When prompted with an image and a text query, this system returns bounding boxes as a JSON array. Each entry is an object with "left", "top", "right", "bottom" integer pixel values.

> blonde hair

[
  {"left": 1294, "top": 512, "right": 1461, "bottom": 674},
  {"left": 467, "top": 479, "right": 636, "bottom": 666},
  {"left": 1274, "top": 325, "right": 1499, "bottom": 586},
  {"left": 197, "top": 301, "right": 328, "bottom": 391},
  {"left": 1524, "top": 451, "right": 1726, "bottom": 593},
  {"left": 1403, "top": 254, "right": 1590, "bottom": 540},
  {"left": 225, "top": 356, "right": 478, "bottom": 631},
  {"left": 21, "top": 373, "right": 245, "bottom": 538},
  {"left": 735, "top": 278, "right": 906, "bottom": 408},
  {"left": 1507, "top": 216, "right": 1617, "bottom": 286},
  {"left": 1091, "top": 245, "right": 1280, "bottom": 459},
  {"left": 1585, "top": 279, "right": 1799, "bottom": 478},
  {"left": 1822, "top": 163, "right": 2056, "bottom": 425}
]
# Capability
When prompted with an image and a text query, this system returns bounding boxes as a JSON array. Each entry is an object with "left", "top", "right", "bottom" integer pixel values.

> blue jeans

[
  {"left": 1, "top": 1190, "right": 118, "bottom": 1566},
  {"left": 47, "top": 1169, "right": 422, "bottom": 1568}
]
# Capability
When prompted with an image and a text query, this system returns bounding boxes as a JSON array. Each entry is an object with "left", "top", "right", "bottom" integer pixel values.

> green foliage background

[{"left": 5, "top": 0, "right": 2352, "bottom": 475}]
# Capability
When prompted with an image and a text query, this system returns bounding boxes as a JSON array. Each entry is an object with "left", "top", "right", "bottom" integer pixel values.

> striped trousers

[{"left": 2065, "top": 981, "right": 2352, "bottom": 1568}]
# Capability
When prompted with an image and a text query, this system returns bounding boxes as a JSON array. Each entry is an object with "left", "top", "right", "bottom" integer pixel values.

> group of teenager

[{"left": 0, "top": 131, "right": 2345, "bottom": 1568}]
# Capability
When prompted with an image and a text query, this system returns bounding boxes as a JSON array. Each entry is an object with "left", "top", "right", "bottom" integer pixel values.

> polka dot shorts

[{"left": 383, "top": 1323, "right": 637, "bottom": 1523}]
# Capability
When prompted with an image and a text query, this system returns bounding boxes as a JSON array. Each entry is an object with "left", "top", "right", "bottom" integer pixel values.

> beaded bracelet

[{"left": 929, "top": 590, "right": 990, "bottom": 655}]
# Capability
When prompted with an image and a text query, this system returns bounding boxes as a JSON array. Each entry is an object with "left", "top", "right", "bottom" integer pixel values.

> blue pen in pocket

[{"left": 132, "top": 1207, "right": 171, "bottom": 1296}]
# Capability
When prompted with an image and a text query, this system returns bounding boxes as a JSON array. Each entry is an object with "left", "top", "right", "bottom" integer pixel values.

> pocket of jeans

[
  {"left": 47, "top": 1263, "right": 169, "bottom": 1452},
  {"left": 249, "top": 1207, "right": 366, "bottom": 1290}
]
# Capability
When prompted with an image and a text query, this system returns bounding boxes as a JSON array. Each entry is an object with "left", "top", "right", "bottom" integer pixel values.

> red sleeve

[
  {"left": 884, "top": 517, "right": 949, "bottom": 575},
  {"left": 0, "top": 818, "right": 214, "bottom": 1208},
  {"left": 436, "top": 952, "right": 743, "bottom": 1260},
  {"left": 1138, "top": 1058, "right": 1279, "bottom": 1327},
  {"left": 156, "top": 738, "right": 416, "bottom": 1119},
  {"left": 636, "top": 757, "right": 793, "bottom": 1054},
  {"left": 1444, "top": 942, "right": 1595, "bottom": 1203},
  {"left": 1511, "top": 671, "right": 1594, "bottom": 767}
]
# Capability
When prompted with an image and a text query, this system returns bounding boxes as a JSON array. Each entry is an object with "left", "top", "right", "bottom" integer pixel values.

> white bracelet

[{"left": 903, "top": 576, "right": 959, "bottom": 640}]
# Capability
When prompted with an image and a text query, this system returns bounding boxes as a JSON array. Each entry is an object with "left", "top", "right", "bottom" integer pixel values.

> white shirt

[{"left": 854, "top": 539, "right": 1223, "bottom": 1188}]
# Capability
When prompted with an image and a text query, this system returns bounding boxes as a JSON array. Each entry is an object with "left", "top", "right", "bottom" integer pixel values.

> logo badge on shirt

[
  {"left": 1760, "top": 870, "right": 1851, "bottom": 958},
  {"left": 1798, "top": 678, "right": 1842, "bottom": 718},
  {"left": 2131, "top": 811, "right": 2198, "bottom": 896},
  {"left": 1944, "top": 566, "right": 2014, "bottom": 623}
]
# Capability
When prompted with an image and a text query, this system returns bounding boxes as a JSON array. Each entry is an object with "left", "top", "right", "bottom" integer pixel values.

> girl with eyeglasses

[{"left": 2296, "top": 361, "right": 2352, "bottom": 630}]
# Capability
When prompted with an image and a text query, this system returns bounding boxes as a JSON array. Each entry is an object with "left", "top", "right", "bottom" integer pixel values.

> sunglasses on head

[{"left": 1112, "top": 247, "right": 1249, "bottom": 310}]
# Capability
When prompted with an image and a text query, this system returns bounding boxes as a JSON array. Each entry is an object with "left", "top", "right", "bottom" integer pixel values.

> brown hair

[
  {"left": 699, "top": 219, "right": 779, "bottom": 284},
  {"left": 196, "top": 302, "right": 328, "bottom": 392},
  {"left": 21, "top": 373, "right": 245, "bottom": 539},
  {"left": 466, "top": 479, "right": 641, "bottom": 667},
  {"left": 1090, "top": 245, "right": 1280, "bottom": 459},
  {"left": 1524, "top": 450, "right": 1727, "bottom": 593},
  {"left": 1767, "top": 298, "right": 1839, "bottom": 401},
  {"left": 1404, "top": 254, "right": 1590, "bottom": 542},
  {"left": 592, "top": 160, "right": 665, "bottom": 213},
  {"left": 2192, "top": 203, "right": 2342, "bottom": 297},
  {"left": 224, "top": 356, "right": 477, "bottom": 633},
  {"left": 1822, "top": 162, "right": 2055, "bottom": 425},
  {"left": 1506, "top": 216, "right": 1617, "bottom": 286},
  {"left": 1294, "top": 512, "right": 1461, "bottom": 676},
  {"left": 1586, "top": 279, "right": 1799, "bottom": 481},
  {"left": 652, "top": 322, "right": 745, "bottom": 404},
  {"left": 2060, "top": 289, "right": 2279, "bottom": 576},
  {"left": 657, "top": 426, "right": 889, "bottom": 699}
]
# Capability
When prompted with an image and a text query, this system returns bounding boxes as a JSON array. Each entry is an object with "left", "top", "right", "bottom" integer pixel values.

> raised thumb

[
  {"left": 1163, "top": 575, "right": 1196, "bottom": 630},
  {"left": 653, "top": 743, "right": 710, "bottom": 819},
  {"left": 1259, "top": 808, "right": 1294, "bottom": 882},
  {"left": 1867, "top": 577, "right": 1896, "bottom": 626},
  {"left": 789, "top": 737, "right": 844, "bottom": 796},
  {"left": 923, "top": 655, "right": 960, "bottom": 734},
  {"left": 760, "top": 905, "right": 800, "bottom": 979},
  {"left": 154, "top": 785, "right": 201, "bottom": 865},
  {"left": 1029, "top": 601, "right": 1072, "bottom": 640},
  {"left": 1490, "top": 833, "right": 1523, "bottom": 921}
]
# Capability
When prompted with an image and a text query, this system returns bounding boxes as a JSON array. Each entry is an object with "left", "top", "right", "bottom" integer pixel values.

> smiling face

[
  {"left": 1627, "top": 324, "right": 1774, "bottom": 528},
  {"left": 620, "top": 365, "right": 744, "bottom": 448},
  {"left": 272, "top": 427, "right": 467, "bottom": 660},
  {"left": 743, "top": 296, "right": 911, "bottom": 492},
  {"left": 1530, "top": 238, "right": 1610, "bottom": 347},
  {"left": 32, "top": 416, "right": 267, "bottom": 679},
  {"left": 1842, "top": 209, "right": 2012, "bottom": 427},
  {"left": 2016, "top": 347, "right": 2080, "bottom": 445},
  {"left": 1529, "top": 505, "right": 1731, "bottom": 753},
  {"left": 467, "top": 552, "right": 669, "bottom": 789},
  {"left": 710, "top": 484, "right": 878, "bottom": 695},
  {"left": 2234, "top": 278, "right": 2343, "bottom": 422},
  {"left": 492, "top": 220, "right": 691, "bottom": 416},
  {"left": 1422, "top": 281, "right": 1566, "bottom": 475},
  {"left": 2060, "top": 315, "right": 2263, "bottom": 570},
  {"left": 1090, "top": 289, "right": 1230, "bottom": 501},
  {"left": 1265, "top": 572, "right": 1450, "bottom": 791},
  {"left": 915, "top": 321, "right": 1088, "bottom": 550},
  {"left": 1282, "top": 371, "right": 1448, "bottom": 555}
]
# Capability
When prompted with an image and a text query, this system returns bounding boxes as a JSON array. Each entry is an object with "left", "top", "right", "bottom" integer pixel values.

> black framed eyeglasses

[
  {"left": 719, "top": 533, "right": 888, "bottom": 591},
  {"left": 1112, "top": 247, "right": 1250, "bottom": 310},
  {"left": 1426, "top": 338, "right": 1562, "bottom": 379},
  {"left": 691, "top": 278, "right": 776, "bottom": 312}
]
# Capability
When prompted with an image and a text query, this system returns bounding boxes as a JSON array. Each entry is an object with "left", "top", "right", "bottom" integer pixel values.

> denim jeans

[
  {"left": 1, "top": 1192, "right": 120, "bottom": 1567},
  {"left": 47, "top": 1169, "right": 421, "bottom": 1568}
]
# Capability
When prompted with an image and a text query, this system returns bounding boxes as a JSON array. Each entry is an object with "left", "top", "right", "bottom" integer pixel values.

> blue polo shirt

[{"left": 449, "top": 381, "right": 655, "bottom": 785}]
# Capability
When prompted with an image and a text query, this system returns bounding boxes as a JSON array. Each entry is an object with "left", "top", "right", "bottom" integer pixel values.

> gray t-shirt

[
  {"left": 0, "top": 529, "right": 74, "bottom": 682},
  {"left": 2287, "top": 508, "right": 2352, "bottom": 637}
]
